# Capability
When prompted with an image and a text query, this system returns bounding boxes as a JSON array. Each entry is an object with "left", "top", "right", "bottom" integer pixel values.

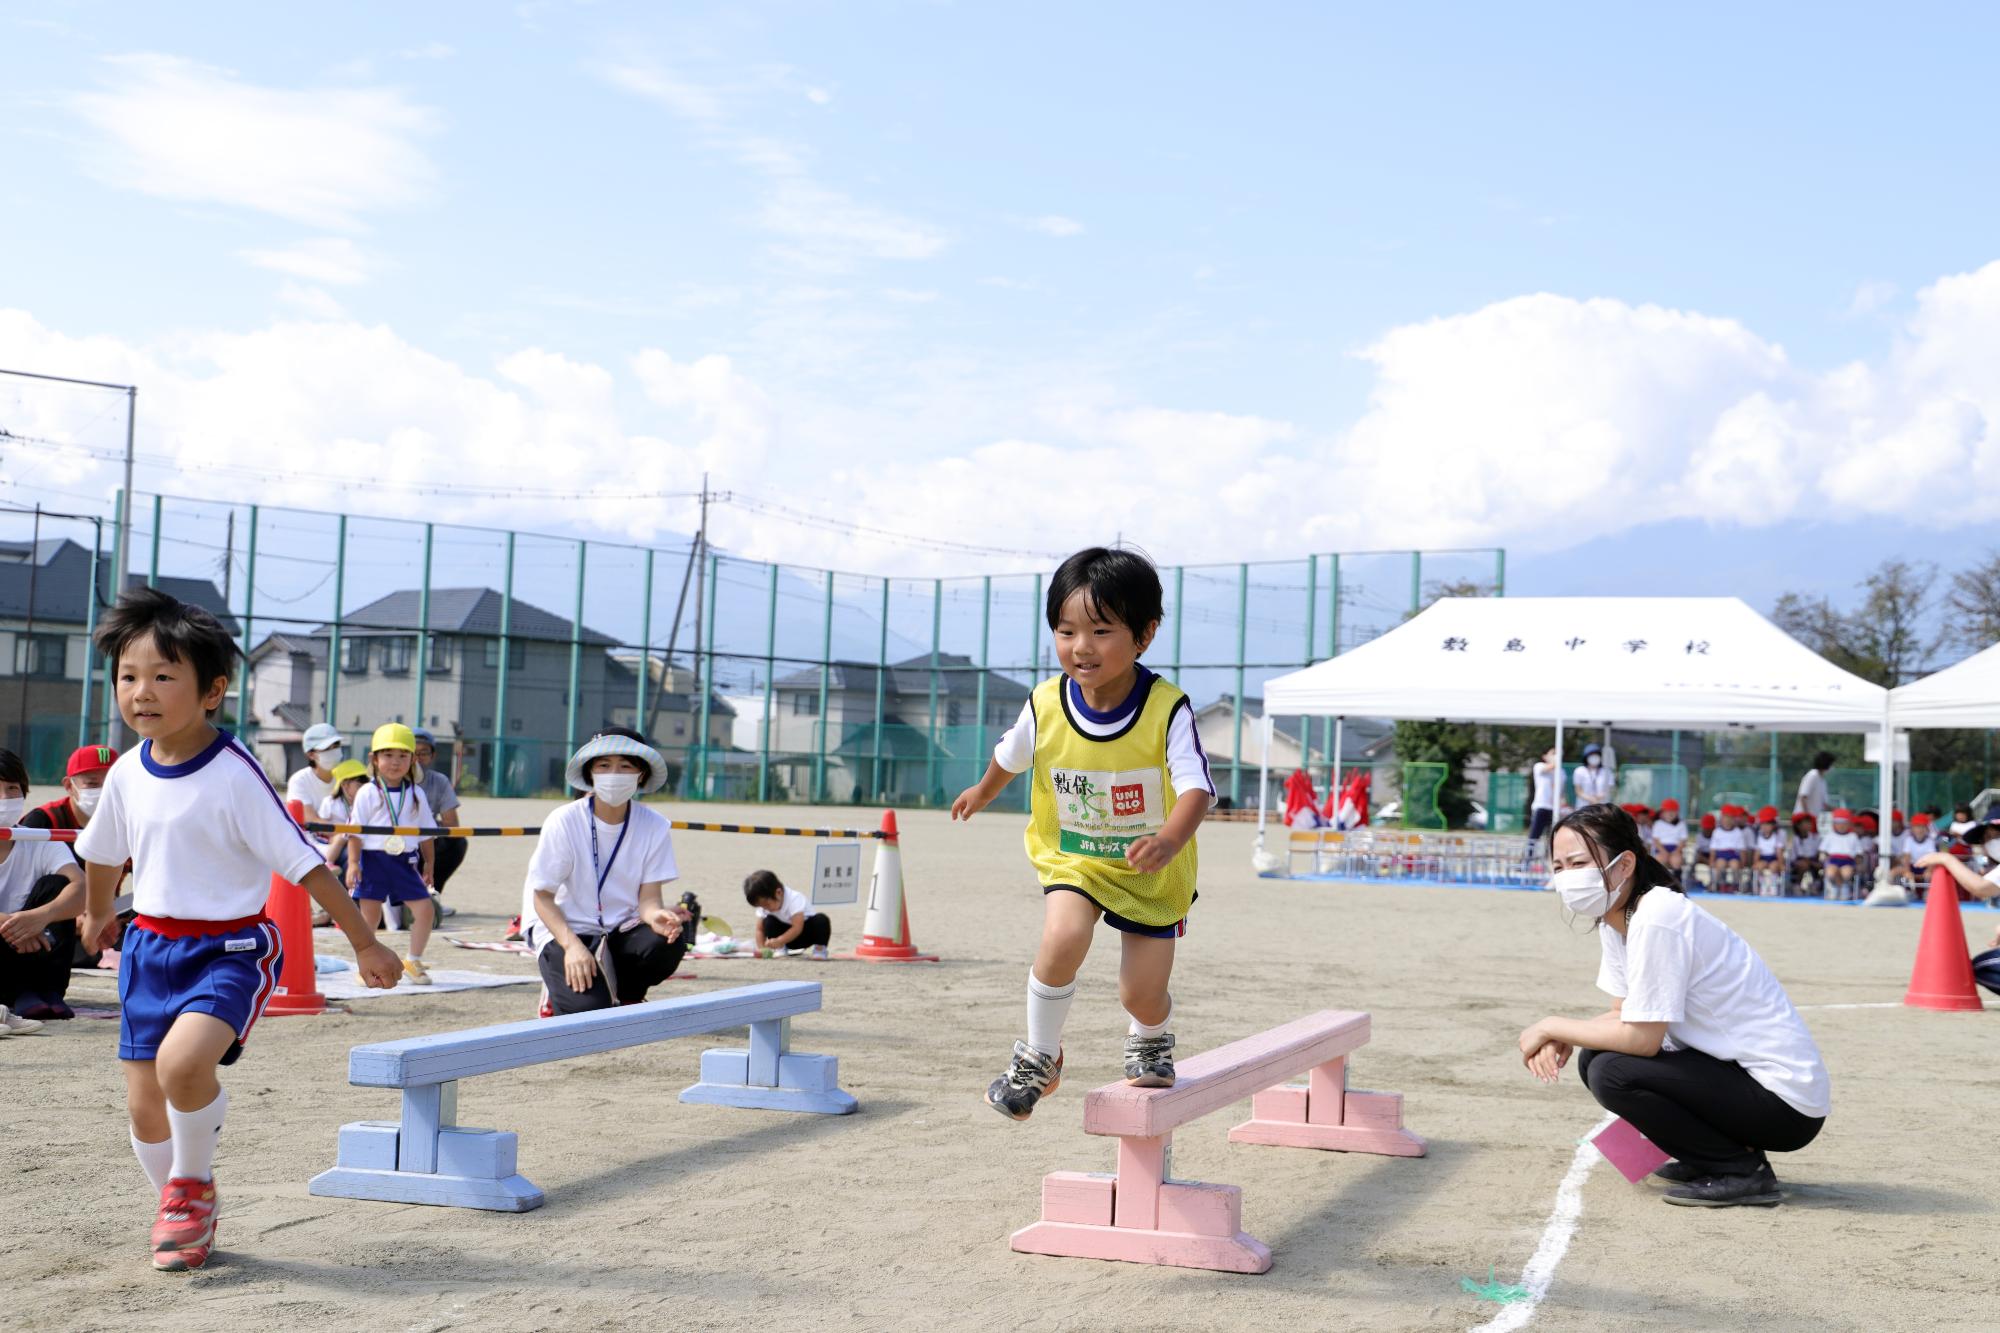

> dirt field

[{"left": 6, "top": 799, "right": 1996, "bottom": 1333}]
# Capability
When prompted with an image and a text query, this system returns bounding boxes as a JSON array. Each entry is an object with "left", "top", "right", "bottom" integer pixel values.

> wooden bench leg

[
  {"left": 308, "top": 1078, "right": 547, "bottom": 1212},
  {"left": 1228, "top": 1054, "right": 1426, "bottom": 1157},
  {"left": 680, "top": 1017, "right": 858, "bottom": 1115},
  {"left": 1010, "top": 1130, "right": 1272, "bottom": 1274}
]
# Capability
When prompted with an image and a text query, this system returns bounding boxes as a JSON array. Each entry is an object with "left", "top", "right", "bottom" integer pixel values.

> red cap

[
  {"left": 1660, "top": 799, "right": 1680, "bottom": 812},
  {"left": 1700, "top": 813, "right": 1717, "bottom": 831},
  {"left": 1793, "top": 812, "right": 1818, "bottom": 832},
  {"left": 66, "top": 744, "right": 119, "bottom": 777},
  {"left": 1756, "top": 805, "right": 1779, "bottom": 822},
  {"left": 1912, "top": 812, "right": 1933, "bottom": 826},
  {"left": 1892, "top": 808, "right": 1905, "bottom": 821},
  {"left": 1858, "top": 814, "right": 1879, "bottom": 833},
  {"left": 1831, "top": 808, "right": 1854, "bottom": 822}
]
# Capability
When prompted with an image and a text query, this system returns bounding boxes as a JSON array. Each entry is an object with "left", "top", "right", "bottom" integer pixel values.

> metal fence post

[
  {"left": 759, "top": 562, "right": 777, "bottom": 801},
  {"left": 565, "top": 540, "right": 586, "bottom": 759},
  {"left": 695, "top": 552, "right": 717, "bottom": 799},
  {"left": 636, "top": 548, "right": 653, "bottom": 735},
  {"left": 926, "top": 578, "right": 942, "bottom": 804},
  {"left": 975, "top": 575, "right": 990, "bottom": 796},
  {"left": 815, "top": 571, "right": 832, "bottom": 802},
  {"left": 870, "top": 579, "right": 890, "bottom": 800},
  {"left": 1032, "top": 573, "right": 1044, "bottom": 677},
  {"left": 1495, "top": 547, "right": 1506, "bottom": 597},
  {"left": 1232, "top": 562, "right": 1248, "bottom": 806},
  {"left": 1170, "top": 566, "right": 1183, "bottom": 680},
  {"left": 326, "top": 513, "right": 347, "bottom": 730},
  {"left": 1409, "top": 549, "right": 1421, "bottom": 615},
  {"left": 147, "top": 493, "right": 161, "bottom": 588},
  {"left": 236, "top": 505, "right": 258, "bottom": 745},
  {"left": 103, "top": 489, "right": 126, "bottom": 741},
  {"left": 493, "top": 531, "right": 516, "bottom": 797},
  {"left": 80, "top": 523, "right": 101, "bottom": 747},
  {"left": 414, "top": 522, "right": 433, "bottom": 733}
]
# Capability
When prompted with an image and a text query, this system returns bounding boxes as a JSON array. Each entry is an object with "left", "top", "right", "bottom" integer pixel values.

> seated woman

[
  {"left": 524, "top": 728, "right": 691, "bottom": 1015},
  {"left": 1517, "top": 804, "right": 1830, "bottom": 1207}
]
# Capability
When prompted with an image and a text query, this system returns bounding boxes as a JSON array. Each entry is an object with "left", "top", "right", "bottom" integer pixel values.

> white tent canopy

[
  {"left": 1264, "top": 597, "right": 1888, "bottom": 731},
  {"left": 1888, "top": 641, "right": 2000, "bottom": 729}
]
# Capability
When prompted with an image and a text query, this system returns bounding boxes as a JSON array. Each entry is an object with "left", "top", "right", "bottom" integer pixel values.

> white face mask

[
  {"left": 1984, "top": 839, "right": 2000, "bottom": 862},
  {"left": 0, "top": 797, "right": 23, "bottom": 829},
  {"left": 592, "top": 773, "right": 640, "bottom": 806},
  {"left": 1549, "top": 853, "right": 1628, "bottom": 919},
  {"left": 72, "top": 786, "right": 103, "bottom": 816},
  {"left": 317, "top": 746, "right": 344, "bottom": 768},
  {"left": 1586, "top": 755, "right": 1602, "bottom": 768}
]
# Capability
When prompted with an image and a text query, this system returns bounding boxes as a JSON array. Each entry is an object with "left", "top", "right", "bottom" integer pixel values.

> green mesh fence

[
  {"left": 1400, "top": 762, "right": 1447, "bottom": 830},
  {"left": 1487, "top": 771, "right": 1529, "bottom": 832}
]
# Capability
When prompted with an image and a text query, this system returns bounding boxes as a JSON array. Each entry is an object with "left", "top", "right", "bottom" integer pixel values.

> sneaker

[
  {"left": 0, "top": 1005, "right": 44, "bottom": 1037},
  {"left": 985, "top": 1040, "right": 1063, "bottom": 1121},
  {"left": 402, "top": 957, "right": 432, "bottom": 986},
  {"left": 432, "top": 894, "right": 456, "bottom": 919},
  {"left": 1651, "top": 1160, "right": 1705, "bottom": 1185},
  {"left": 537, "top": 984, "right": 553, "bottom": 1019},
  {"left": 808, "top": 945, "right": 829, "bottom": 960},
  {"left": 504, "top": 915, "right": 525, "bottom": 943},
  {"left": 1662, "top": 1162, "right": 1783, "bottom": 1208},
  {"left": 151, "top": 1177, "right": 218, "bottom": 1265},
  {"left": 1123, "top": 1032, "right": 1177, "bottom": 1088}
]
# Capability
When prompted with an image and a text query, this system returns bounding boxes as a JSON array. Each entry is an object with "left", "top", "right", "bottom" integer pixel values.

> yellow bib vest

[{"left": 1024, "top": 671, "right": 1197, "bottom": 927}]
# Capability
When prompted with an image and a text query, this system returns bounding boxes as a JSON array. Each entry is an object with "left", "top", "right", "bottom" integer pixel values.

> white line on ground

[
  {"left": 1796, "top": 1002, "right": 1903, "bottom": 1010},
  {"left": 1468, "top": 1113, "right": 1615, "bottom": 1333}
]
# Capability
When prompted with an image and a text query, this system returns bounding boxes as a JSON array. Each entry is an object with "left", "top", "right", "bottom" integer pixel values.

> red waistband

[{"left": 133, "top": 913, "right": 272, "bottom": 939}]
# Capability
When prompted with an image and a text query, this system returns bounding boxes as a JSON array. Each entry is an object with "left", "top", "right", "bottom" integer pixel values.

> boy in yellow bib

[{"left": 953, "top": 547, "right": 1216, "bottom": 1120}]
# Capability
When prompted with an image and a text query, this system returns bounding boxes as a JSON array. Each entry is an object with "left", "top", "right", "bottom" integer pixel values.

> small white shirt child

[
  {"left": 1709, "top": 825, "right": 1750, "bottom": 855},
  {"left": 1820, "top": 829, "right": 1862, "bottom": 860},
  {"left": 753, "top": 884, "right": 820, "bottom": 929},
  {"left": 1651, "top": 818, "right": 1687, "bottom": 850},
  {"left": 1898, "top": 829, "right": 1937, "bottom": 860}
]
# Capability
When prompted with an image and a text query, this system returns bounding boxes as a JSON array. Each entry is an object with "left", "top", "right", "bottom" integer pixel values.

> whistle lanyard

[{"left": 586, "top": 797, "right": 631, "bottom": 932}]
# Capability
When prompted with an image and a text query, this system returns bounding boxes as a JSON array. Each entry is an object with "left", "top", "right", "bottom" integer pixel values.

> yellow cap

[
  {"left": 369, "top": 723, "right": 417, "bottom": 754},
  {"left": 331, "top": 758, "right": 368, "bottom": 785}
]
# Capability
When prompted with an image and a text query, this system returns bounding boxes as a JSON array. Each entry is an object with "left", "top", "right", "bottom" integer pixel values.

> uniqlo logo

[{"left": 1111, "top": 783, "right": 1146, "bottom": 817}]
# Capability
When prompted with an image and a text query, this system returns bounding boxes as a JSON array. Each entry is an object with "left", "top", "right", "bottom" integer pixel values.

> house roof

[
  {"left": 248, "top": 631, "right": 329, "bottom": 664},
  {"left": 1198, "top": 694, "right": 1391, "bottom": 758},
  {"left": 309, "top": 587, "right": 614, "bottom": 646},
  {"left": 0, "top": 537, "right": 238, "bottom": 633},
  {"left": 776, "top": 652, "right": 1033, "bottom": 700}
]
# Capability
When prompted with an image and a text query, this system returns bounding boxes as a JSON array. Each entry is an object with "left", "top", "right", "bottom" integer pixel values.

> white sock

[
  {"left": 1025, "top": 971, "right": 1076, "bottom": 1059},
  {"left": 167, "top": 1089, "right": 227, "bottom": 1183},
  {"left": 1129, "top": 996, "right": 1173, "bottom": 1039},
  {"left": 131, "top": 1131, "right": 173, "bottom": 1191}
]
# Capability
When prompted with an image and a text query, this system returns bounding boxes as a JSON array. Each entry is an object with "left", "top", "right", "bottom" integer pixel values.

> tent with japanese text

[{"left": 1263, "top": 597, "right": 1888, "bottom": 730}]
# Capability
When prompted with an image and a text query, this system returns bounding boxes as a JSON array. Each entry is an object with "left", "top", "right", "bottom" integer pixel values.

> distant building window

[
  {"left": 947, "top": 701, "right": 962, "bottom": 726},
  {"left": 989, "top": 704, "right": 1012, "bottom": 727},
  {"left": 673, "top": 719, "right": 686, "bottom": 737},
  {"left": 510, "top": 718, "right": 523, "bottom": 733},
  {"left": 793, "top": 693, "right": 820, "bottom": 716},
  {"left": 381, "top": 638, "right": 413, "bottom": 675},
  {"left": 343, "top": 638, "right": 369, "bottom": 674},
  {"left": 479, "top": 716, "right": 493, "bottom": 729},
  {"left": 427, "top": 638, "right": 453, "bottom": 673},
  {"left": 15, "top": 632, "right": 65, "bottom": 678},
  {"left": 482, "top": 639, "right": 527, "bottom": 670}
]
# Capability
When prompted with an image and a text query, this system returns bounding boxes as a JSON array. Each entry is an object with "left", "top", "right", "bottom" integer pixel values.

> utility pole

[{"left": 686, "top": 475, "right": 711, "bottom": 767}]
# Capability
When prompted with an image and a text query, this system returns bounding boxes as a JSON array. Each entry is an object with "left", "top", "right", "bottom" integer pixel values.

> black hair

[
  {"left": 743, "top": 869, "right": 783, "bottom": 905},
  {"left": 1549, "top": 803, "right": 1683, "bottom": 907},
  {"left": 1045, "top": 546, "right": 1163, "bottom": 644},
  {"left": 1811, "top": 750, "right": 1836, "bottom": 772},
  {"left": 582, "top": 726, "right": 653, "bottom": 787},
  {"left": 94, "top": 587, "right": 240, "bottom": 715},
  {"left": 0, "top": 747, "right": 27, "bottom": 794}
]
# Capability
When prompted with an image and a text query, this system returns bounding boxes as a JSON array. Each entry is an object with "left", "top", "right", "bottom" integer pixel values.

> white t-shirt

[
  {"left": 1794, "top": 769, "right": 1828, "bottom": 818},
  {"left": 992, "top": 671, "right": 1216, "bottom": 801},
  {"left": 524, "top": 798, "right": 679, "bottom": 947},
  {"left": 75, "top": 731, "right": 327, "bottom": 920},
  {"left": 1597, "top": 890, "right": 1830, "bottom": 1118},
  {"left": 1709, "top": 826, "right": 1750, "bottom": 854},
  {"left": 348, "top": 780, "right": 437, "bottom": 854},
  {"left": 1531, "top": 762, "right": 1558, "bottom": 812},
  {"left": 317, "top": 791, "right": 353, "bottom": 823},
  {"left": 1898, "top": 831, "right": 1936, "bottom": 859},
  {"left": 1755, "top": 830, "right": 1785, "bottom": 858},
  {"left": 754, "top": 885, "right": 817, "bottom": 924},
  {"left": 1792, "top": 833, "right": 1820, "bottom": 859},
  {"left": 1820, "top": 830, "right": 1862, "bottom": 859},
  {"left": 1651, "top": 818, "right": 1687, "bottom": 849},
  {"left": 0, "top": 838, "right": 76, "bottom": 914},
  {"left": 1573, "top": 763, "right": 1614, "bottom": 805},
  {"left": 285, "top": 765, "right": 336, "bottom": 813}
]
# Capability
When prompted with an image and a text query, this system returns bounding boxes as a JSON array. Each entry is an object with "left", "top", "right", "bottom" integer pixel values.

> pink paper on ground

[{"left": 1592, "top": 1117, "right": 1672, "bottom": 1182}]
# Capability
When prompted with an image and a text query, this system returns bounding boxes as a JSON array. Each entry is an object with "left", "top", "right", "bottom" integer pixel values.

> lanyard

[
  {"left": 377, "top": 779, "right": 408, "bottom": 825},
  {"left": 585, "top": 797, "right": 632, "bottom": 931}
]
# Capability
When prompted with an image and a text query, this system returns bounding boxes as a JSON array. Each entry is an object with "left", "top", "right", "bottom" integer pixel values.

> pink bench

[{"left": 1010, "top": 1009, "right": 1423, "bottom": 1273}]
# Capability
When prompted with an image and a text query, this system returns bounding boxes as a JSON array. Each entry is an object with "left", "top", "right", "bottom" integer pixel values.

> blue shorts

[
  {"left": 1827, "top": 854, "right": 1855, "bottom": 867},
  {"left": 355, "top": 849, "right": 429, "bottom": 903},
  {"left": 1713, "top": 850, "right": 1742, "bottom": 862},
  {"left": 1044, "top": 885, "right": 1190, "bottom": 939},
  {"left": 119, "top": 915, "right": 283, "bottom": 1065}
]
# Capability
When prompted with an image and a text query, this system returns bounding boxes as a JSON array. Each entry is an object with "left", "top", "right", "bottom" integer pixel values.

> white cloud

[
  {"left": 1847, "top": 279, "right": 1899, "bottom": 317},
  {"left": 1022, "top": 214, "right": 1084, "bottom": 237},
  {"left": 396, "top": 42, "right": 456, "bottom": 61},
  {"left": 70, "top": 53, "right": 439, "bottom": 230},
  {"left": 274, "top": 281, "right": 347, "bottom": 319},
  {"left": 241, "top": 236, "right": 378, "bottom": 286}
]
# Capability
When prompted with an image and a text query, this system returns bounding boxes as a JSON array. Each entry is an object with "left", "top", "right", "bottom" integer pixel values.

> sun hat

[
  {"left": 564, "top": 730, "right": 669, "bottom": 795},
  {"left": 330, "top": 758, "right": 368, "bottom": 786},
  {"left": 302, "top": 723, "right": 343, "bottom": 754},
  {"left": 65, "top": 744, "right": 119, "bottom": 777},
  {"left": 369, "top": 723, "right": 417, "bottom": 754}
]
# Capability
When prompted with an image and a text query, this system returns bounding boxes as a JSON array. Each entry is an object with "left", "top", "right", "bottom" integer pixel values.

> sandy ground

[{"left": 6, "top": 798, "right": 1997, "bottom": 1333}]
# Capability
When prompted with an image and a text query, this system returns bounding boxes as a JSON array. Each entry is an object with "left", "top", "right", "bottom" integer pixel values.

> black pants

[
  {"left": 538, "top": 924, "right": 690, "bottom": 1013},
  {"left": 431, "top": 836, "right": 467, "bottom": 892},
  {"left": 760, "top": 913, "right": 832, "bottom": 949},
  {"left": 1578, "top": 1046, "right": 1824, "bottom": 1176},
  {"left": 1527, "top": 807, "right": 1554, "bottom": 851},
  {"left": 0, "top": 874, "right": 78, "bottom": 1006}
]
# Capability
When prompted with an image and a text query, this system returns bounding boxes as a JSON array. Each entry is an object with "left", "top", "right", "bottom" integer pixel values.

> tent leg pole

[
  {"left": 1332, "top": 717, "right": 1343, "bottom": 829},
  {"left": 1256, "top": 715, "right": 1271, "bottom": 848},
  {"left": 1876, "top": 709, "right": 1895, "bottom": 887},
  {"left": 1554, "top": 720, "right": 1565, "bottom": 814}
]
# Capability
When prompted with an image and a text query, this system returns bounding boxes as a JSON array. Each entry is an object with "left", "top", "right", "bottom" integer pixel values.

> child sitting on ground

[
  {"left": 1896, "top": 812, "right": 1937, "bottom": 887},
  {"left": 1709, "top": 804, "right": 1751, "bottom": 892},
  {"left": 1820, "top": 809, "right": 1863, "bottom": 900},
  {"left": 1650, "top": 799, "right": 1687, "bottom": 873},
  {"left": 744, "top": 869, "right": 832, "bottom": 959},
  {"left": 1789, "top": 813, "right": 1820, "bottom": 894}
]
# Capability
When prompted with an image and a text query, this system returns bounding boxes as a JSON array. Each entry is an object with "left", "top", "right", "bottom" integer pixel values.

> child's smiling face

[
  {"left": 374, "top": 748, "right": 413, "bottom": 783},
  {"left": 117, "top": 630, "right": 226, "bottom": 740},
  {"left": 1052, "top": 587, "right": 1155, "bottom": 691}
]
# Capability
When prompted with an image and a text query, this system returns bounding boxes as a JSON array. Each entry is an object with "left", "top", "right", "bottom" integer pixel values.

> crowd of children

[{"left": 1618, "top": 798, "right": 1964, "bottom": 899}]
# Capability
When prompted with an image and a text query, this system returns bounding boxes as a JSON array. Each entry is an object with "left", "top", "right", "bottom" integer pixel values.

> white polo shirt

[
  {"left": 1598, "top": 889, "right": 1830, "bottom": 1118},
  {"left": 524, "top": 798, "right": 679, "bottom": 947},
  {"left": 75, "top": 730, "right": 326, "bottom": 921}
]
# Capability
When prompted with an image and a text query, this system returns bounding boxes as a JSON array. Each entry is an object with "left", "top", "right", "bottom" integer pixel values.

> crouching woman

[
  {"left": 1517, "top": 804, "right": 1830, "bottom": 1207},
  {"left": 524, "top": 728, "right": 690, "bottom": 1015}
]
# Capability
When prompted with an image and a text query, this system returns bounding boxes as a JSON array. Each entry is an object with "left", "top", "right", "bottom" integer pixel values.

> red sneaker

[{"left": 151, "top": 1177, "right": 218, "bottom": 1267}]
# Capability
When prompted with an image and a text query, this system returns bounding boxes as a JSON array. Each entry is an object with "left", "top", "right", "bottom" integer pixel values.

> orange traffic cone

[
  {"left": 1903, "top": 866, "right": 1983, "bottom": 1012},
  {"left": 852, "top": 810, "right": 939, "bottom": 963},
  {"left": 264, "top": 798, "right": 328, "bottom": 1016}
]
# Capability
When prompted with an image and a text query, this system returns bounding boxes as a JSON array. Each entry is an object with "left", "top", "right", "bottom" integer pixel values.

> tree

[
  {"left": 1940, "top": 551, "right": 2000, "bottom": 657},
  {"left": 1390, "top": 577, "right": 1491, "bottom": 827},
  {"left": 1771, "top": 558, "right": 1938, "bottom": 688}
]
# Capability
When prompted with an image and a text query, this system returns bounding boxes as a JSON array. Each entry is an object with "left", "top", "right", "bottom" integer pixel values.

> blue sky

[{"left": 4, "top": 2, "right": 2000, "bottom": 624}]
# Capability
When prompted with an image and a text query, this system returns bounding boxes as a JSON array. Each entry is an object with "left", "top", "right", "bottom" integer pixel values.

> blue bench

[{"left": 307, "top": 980, "right": 857, "bottom": 1211}]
